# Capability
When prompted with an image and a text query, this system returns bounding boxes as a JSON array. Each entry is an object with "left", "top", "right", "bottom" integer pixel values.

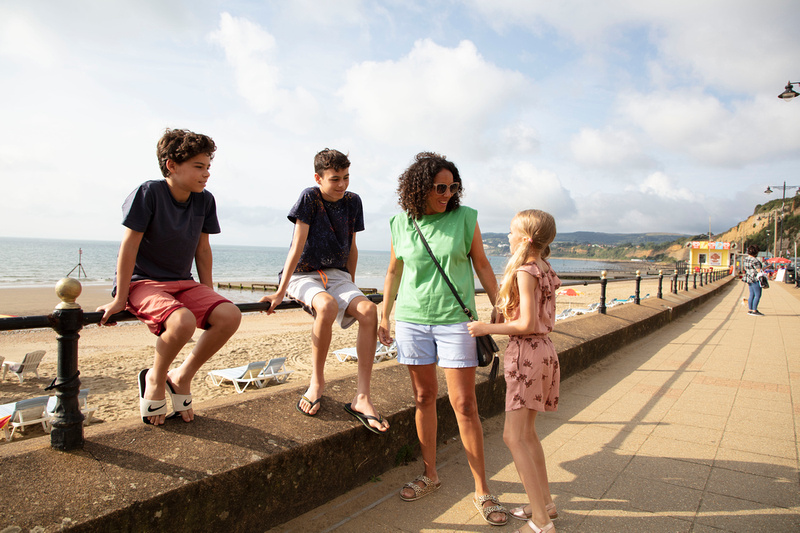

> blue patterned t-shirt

[{"left": 286, "top": 187, "right": 364, "bottom": 274}]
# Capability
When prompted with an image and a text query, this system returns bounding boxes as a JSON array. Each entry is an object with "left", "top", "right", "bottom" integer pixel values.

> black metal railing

[{"left": 0, "top": 278, "right": 381, "bottom": 451}]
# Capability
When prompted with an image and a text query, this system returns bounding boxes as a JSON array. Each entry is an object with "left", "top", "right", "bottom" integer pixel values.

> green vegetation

[{"left": 482, "top": 231, "right": 690, "bottom": 262}]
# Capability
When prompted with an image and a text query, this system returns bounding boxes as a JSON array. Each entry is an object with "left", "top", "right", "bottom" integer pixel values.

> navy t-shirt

[
  {"left": 287, "top": 187, "right": 364, "bottom": 274},
  {"left": 118, "top": 179, "right": 220, "bottom": 284}
]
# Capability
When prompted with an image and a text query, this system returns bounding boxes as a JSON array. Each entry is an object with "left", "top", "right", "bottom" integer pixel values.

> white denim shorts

[
  {"left": 395, "top": 321, "right": 477, "bottom": 368},
  {"left": 286, "top": 269, "right": 364, "bottom": 329}
]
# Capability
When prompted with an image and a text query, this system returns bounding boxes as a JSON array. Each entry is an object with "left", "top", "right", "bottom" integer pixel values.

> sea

[{"left": 0, "top": 236, "right": 630, "bottom": 303}]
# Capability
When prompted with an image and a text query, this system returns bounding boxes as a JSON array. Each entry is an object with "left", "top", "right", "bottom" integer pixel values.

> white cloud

[
  {"left": 470, "top": 161, "right": 577, "bottom": 231},
  {"left": 208, "top": 13, "right": 319, "bottom": 132},
  {"left": 631, "top": 172, "right": 695, "bottom": 202},
  {"left": 621, "top": 90, "right": 800, "bottom": 166},
  {"left": 571, "top": 127, "right": 654, "bottom": 170},
  {"left": 0, "top": 12, "right": 58, "bottom": 67},
  {"left": 339, "top": 39, "right": 530, "bottom": 153},
  {"left": 501, "top": 123, "right": 541, "bottom": 155}
]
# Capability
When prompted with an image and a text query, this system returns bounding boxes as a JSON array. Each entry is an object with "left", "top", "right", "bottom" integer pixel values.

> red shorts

[{"left": 127, "top": 280, "right": 231, "bottom": 335}]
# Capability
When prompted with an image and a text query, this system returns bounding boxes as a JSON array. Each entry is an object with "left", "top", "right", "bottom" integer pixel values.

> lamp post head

[
  {"left": 765, "top": 186, "right": 773, "bottom": 194},
  {"left": 778, "top": 81, "right": 799, "bottom": 100}
]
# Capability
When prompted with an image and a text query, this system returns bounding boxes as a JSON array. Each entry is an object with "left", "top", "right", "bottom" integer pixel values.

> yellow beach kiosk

[{"left": 687, "top": 241, "right": 736, "bottom": 272}]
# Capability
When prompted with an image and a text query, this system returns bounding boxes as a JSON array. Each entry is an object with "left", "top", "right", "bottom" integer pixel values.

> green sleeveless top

[{"left": 390, "top": 206, "right": 478, "bottom": 324}]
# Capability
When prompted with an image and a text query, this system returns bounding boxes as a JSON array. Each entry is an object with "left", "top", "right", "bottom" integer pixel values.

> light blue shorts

[
  {"left": 286, "top": 269, "right": 364, "bottom": 329},
  {"left": 395, "top": 321, "right": 477, "bottom": 369}
]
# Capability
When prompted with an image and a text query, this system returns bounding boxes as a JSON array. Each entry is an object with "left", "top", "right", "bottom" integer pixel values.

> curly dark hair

[
  {"left": 397, "top": 152, "right": 463, "bottom": 219},
  {"left": 157, "top": 128, "right": 216, "bottom": 177},
  {"left": 314, "top": 148, "right": 350, "bottom": 175},
  {"left": 747, "top": 244, "right": 759, "bottom": 256}
]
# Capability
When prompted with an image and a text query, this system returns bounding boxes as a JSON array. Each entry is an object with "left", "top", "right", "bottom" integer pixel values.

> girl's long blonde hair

[{"left": 496, "top": 209, "right": 557, "bottom": 318}]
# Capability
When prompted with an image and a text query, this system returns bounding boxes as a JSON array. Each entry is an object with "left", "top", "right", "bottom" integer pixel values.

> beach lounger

[
  {"left": 257, "top": 357, "right": 294, "bottom": 385},
  {"left": 571, "top": 303, "right": 600, "bottom": 316},
  {"left": 555, "top": 309, "right": 575, "bottom": 321},
  {"left": 2, "top": 350, "right": 46, "bottom": 383},
  {"left": 334, "top": 341, "right": 398, "bottom": 363},
  {"left": 208, "top": 361, "right": 267, "bottom": 393},
  {"left": 0, "top": 395, "right": 50, "bottom": 441},
  {"left": 45, "top": 389, "right": 97, "bottom": 428}
]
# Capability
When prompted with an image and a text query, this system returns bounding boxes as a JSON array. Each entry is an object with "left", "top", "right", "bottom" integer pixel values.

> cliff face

[{"left": 717, "top": 197, "right": 799, "bottom": 249}]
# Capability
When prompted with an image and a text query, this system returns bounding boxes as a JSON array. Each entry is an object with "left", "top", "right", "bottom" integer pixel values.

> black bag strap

[{"left": 411, "top": 217, "right": 476, "bottom": 321}]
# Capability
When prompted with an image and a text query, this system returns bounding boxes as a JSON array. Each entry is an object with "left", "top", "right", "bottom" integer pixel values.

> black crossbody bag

[{"left": 411, "top": 218, "right": 500, "bottom": 380}]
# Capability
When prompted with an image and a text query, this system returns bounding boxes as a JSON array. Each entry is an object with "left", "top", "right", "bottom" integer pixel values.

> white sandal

[
  {"left": 138, "top": 369, "right": 168, "bottom": 425},
  {"left": 515, "top": 519, "right": 555, "bottom": 533},
  {"left": 510, "top": 502, "right": 558, "bottom": 521},
  {"left": 166, "top": 379, "right": 193, "bottom": 419}
]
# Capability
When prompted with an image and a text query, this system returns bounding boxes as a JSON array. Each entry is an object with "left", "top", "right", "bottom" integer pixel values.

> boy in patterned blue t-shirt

[{"left": 261, "top": 149, "right": 388, "bottom": 433}]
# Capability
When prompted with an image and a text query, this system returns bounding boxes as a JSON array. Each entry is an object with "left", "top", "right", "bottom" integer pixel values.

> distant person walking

[
  {"left": 378, "top": 152, "right": 508, "bottom": 526},
  {"left": 742, "top": 245, "right": 764, "bottom": 316},
  {"left": 469, "top": 209, "right": 561, "bottom": 533}
]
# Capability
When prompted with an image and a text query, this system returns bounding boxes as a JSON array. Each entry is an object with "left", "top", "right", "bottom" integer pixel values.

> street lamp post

[
  {"left": 764, "top": 182, "right": 800, "bottom": 257},
  {"left": 778, "top": 81, "right": 800, "bottom": 100}
]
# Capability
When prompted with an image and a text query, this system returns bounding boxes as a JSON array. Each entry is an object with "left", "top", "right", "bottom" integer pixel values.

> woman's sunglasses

[{"left": 434, "top": 183, "right": 460, "bottom": 195}]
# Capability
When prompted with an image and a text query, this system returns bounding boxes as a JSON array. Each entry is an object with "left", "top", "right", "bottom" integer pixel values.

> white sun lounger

[
  {"left": 334, "top": 341, "right": 398, "bottom": 363},
  {"left": 2, "top": 350, "right": 47, "bottom": 383},
  {"left": 45, "top": 389, "right": 97, "bottom": 428},
  {"left": 257, "top": 357, "right": 294, "bottom": 385},
  {"left": 208, "top": 358, "right": 294, "bottom": 393},
  {"left": 0, "top": 395, "right": 50, "bottom": 441}
]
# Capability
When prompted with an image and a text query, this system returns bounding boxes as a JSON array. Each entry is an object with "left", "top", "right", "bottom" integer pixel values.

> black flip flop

[
  {"left": 296, "top": 395, "right": 321, "bottom": 416},
  {"left": 344, "top": 403, "right": 388, "bottom": 434}
]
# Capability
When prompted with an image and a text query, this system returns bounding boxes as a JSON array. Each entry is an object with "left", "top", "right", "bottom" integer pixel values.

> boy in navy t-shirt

[
  {"left": 261, "top": 149, "right": 388, "bottom": 433},
  {"left": 98, "top": 129, "right": 242, "bottom": 426}
]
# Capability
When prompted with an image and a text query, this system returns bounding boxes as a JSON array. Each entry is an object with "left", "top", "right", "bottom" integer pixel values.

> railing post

[
  {"left": 599, "top": 270, "right": 607, "bottom": 314},
  {"left": 657, "top": 269, "right": 663, "bottom": 299},
  {"left": 693, "top": 272, "right": 697, "bottom": 289},
  {"left": 634, "top": 270, "right": 641, "bottom": 304},
  {"left": 47, "top": 278, "right": 85, "bottom": 451},
  {"left": 684, "top": 272, "right": 690, "bottom": 291},
  {"left": 671, "top": 271, "right": 678, "bottom": 294}
]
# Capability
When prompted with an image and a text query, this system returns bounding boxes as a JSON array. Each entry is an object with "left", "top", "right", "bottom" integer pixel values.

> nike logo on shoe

[{"left": 148, "top": 403, "right": 166, "bottom": 412}]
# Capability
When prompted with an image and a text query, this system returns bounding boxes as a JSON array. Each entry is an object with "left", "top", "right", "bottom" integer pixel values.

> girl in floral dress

[{"left": 468, "top": 209, "right": 561, "bottom": 533}]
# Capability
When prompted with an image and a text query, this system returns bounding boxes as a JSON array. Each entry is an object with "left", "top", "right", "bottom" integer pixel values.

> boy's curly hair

[
  {"left": 157, "top": 128, "right": 216, "bottom": 177},
  {"left": 314, "top": 148, "right": 350, "bottom": 175},
  {"left": 397, "top": 152, "right": 463, "bottom": 219}
]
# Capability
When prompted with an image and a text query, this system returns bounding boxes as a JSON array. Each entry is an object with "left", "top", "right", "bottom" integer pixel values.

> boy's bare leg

[
  {"left": 298, "top": 293, "right": 338, "bottom": 415},
  {"left": 167, "top": 302, "right": 241, "bottom": 422},
  {"left": 142, "top": 308, "right": 196, "bottom": 425},
  {"left": 347, "top": 296, "right": 388, "bottom": 432}
]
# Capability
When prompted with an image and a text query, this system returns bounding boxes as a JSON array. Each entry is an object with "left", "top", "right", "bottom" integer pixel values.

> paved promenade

[{"left": 273, "top": 280, "right": 800, "bottom": 532}]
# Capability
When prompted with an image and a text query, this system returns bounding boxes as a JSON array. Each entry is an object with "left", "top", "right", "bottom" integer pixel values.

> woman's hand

[{"left": 467, "top": 321, "right": 489, "bottom": 337}]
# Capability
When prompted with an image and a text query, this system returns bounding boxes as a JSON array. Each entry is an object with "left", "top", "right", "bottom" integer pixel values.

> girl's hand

[
  {"left": 378, "top": 325, "right": 394, "bottom": 345},
  {"left": 467, "top": 321, "right": 488, "bottom": 337}
]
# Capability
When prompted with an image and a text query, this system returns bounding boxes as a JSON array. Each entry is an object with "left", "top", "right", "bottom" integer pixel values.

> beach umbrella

[
  {"left": 766, "top": 257, "right": 791, "bottom": 264},
  {"left": 557, "top": 288, "right": 584, "bottom": 296}
]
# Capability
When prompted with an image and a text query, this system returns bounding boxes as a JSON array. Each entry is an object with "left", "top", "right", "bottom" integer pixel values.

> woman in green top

[{"left": 378, "top": 152, "right": 508, "bottom": 526}]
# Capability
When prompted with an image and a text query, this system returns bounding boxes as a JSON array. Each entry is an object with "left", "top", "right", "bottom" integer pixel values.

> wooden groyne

[{"left": 216, "top": 282, "right": 378, "bottom": 295}]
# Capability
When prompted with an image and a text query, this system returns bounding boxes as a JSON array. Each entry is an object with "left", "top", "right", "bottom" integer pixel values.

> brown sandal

[
  {"left": 399, "top": 475, "right": 441, "bottom": 502},
  {"left": 473, "top": 494, "right": 508, "bottom": 526}
]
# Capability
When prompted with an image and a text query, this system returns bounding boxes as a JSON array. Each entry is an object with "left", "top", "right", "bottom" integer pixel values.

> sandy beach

[{"left": 0, "top": 278, "right": 660, "bottom": 441}]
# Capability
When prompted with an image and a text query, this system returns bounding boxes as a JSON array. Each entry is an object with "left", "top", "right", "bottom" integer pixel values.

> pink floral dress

[{"left": 504, "top": 261, "right": 561, "bottom": 412}]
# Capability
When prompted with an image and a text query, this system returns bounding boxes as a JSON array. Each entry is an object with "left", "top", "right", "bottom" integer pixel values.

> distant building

[{"left": 686, "top": 241, "right": 735, "bottom": 271}]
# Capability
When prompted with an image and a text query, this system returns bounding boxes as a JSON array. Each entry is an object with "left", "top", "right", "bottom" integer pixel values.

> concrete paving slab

[{"left": 271, "top": 280, "right": 799, "bottom": 532}]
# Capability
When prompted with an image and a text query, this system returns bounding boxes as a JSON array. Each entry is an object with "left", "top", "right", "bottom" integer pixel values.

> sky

[{"left": 1, "top": 0, "right": 799, "bottom": 251}]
